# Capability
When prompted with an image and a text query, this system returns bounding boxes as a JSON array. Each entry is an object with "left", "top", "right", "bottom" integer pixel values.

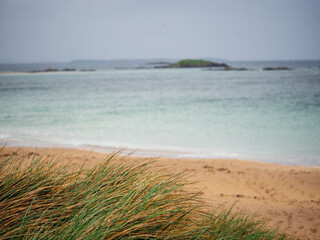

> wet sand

[{"left": 1, "top": 146, "right": 319, "bottom": 240}]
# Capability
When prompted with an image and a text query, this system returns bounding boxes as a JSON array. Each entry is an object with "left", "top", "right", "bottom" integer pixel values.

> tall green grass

[{"left": 0, "top": 150, "right": 288, "bottom": 239}]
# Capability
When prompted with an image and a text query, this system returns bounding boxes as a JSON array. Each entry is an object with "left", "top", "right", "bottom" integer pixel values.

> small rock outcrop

[{"left": 263, "top": 67, "right": 292, "bottom": 71}]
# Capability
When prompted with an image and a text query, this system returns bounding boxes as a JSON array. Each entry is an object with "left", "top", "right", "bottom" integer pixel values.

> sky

[{"left": 0, "top": 0, "right": 320, "bottom": 63}]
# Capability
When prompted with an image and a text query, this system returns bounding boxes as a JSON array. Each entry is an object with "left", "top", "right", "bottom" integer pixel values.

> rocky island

[
  {"left": 156, "top": 59, "right": 230, "bottom": 68},
  {"left": 263, "top": 66, "right": 292, "bottom": 71}
]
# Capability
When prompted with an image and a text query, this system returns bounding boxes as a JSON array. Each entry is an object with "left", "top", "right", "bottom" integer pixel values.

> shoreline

[
  {"left": 1, "top": 146, "right": 319, "bottom": 239},
  {"left": 1, "top": 139, "right": 319, "bottom": 167}
]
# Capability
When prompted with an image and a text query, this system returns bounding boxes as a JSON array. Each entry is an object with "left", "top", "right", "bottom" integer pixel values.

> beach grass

[{"left": 0, "top": 149, "right": 288, "bottom": 239}]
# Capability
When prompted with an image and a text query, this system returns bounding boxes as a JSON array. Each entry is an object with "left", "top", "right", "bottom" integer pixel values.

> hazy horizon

[
  {"left": 1, "top": 0, "right": 320, "bottom": 63},
  {"left": 2, "top": 57, "right": 320, "bottom": 65}
]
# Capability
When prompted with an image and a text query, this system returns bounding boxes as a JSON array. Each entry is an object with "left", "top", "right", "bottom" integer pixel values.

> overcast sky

[{"left": 0, "top": 0, "right": 320, "bottom": 63}]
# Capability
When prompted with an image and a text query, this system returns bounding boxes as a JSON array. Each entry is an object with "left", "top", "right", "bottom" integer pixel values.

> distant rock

[
  {"left": 263, "top": 67, "right": 292, "bottom": 71},
  {"left": 28, "top": 68, "right": 58, "bottom": 73},
  {"left": 221, "top": 66, "right": 248, "bottom": 71},
  {"left": 203, "top": 66, "right": 249, "bottom": 71},
  {"left": 44, "top": 68, "right": 59, "bottom": 72},
  {"left": 27, "top": 68, "right": 95, "bottom": 73},
  {"left": 62, "top": 68, "right": 76, "bottom": 72}
]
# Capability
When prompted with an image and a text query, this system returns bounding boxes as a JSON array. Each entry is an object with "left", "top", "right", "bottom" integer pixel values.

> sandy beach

[{"left": 1, "top": 146, "right": 319, "bottom": 240}]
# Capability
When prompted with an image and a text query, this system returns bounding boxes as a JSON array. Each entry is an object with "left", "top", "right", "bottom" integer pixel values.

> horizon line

[{"left": 1, "top": 58, "right": 320, "bottom": 65}]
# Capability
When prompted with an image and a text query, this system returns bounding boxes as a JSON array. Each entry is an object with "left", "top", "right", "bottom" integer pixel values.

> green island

[{"left": 158, "top": 59, "right": 230, "bottom": 68}]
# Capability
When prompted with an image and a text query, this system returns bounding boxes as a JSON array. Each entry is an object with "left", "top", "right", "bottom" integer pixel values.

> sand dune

[{"left": 1, "top": 147, "right": 319, "bottom": 240}]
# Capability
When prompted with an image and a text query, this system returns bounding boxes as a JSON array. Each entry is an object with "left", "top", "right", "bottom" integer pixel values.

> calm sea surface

[{"left": 1, "top": 62, "right": 320, "bottom": 166}]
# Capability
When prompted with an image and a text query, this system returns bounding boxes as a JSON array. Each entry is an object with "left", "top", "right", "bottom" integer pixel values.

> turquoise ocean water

[{"left": 1, "top": 62, "right": 320, "bottom": 166}]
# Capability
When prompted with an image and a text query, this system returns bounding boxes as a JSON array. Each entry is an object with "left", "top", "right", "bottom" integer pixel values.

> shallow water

[{"left": 1, "top": 63, "right": 320, "bottom": 166}]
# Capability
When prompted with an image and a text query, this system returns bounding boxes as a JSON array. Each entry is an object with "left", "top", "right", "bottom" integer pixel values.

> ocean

[{"left": 1, "top": 61, "right": 319, "bottom": 166}]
